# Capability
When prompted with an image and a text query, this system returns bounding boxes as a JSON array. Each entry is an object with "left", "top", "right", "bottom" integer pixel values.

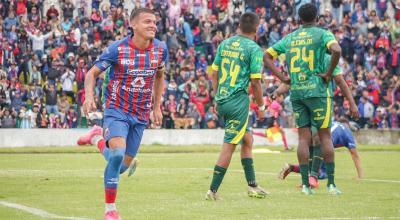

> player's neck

[
  {"left": 302, "top": 22, "right": 315, "bottom": 27},
  {"left": 238, "top": 32, "right": 255, "bottom": 40},
  {"left": 132, "top": 35, "right": 152, "bottom": 50}
]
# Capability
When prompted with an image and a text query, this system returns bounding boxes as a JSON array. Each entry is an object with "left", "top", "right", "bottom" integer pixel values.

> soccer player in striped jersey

[
  {"left": 82, "top": 8, "right": 168, "bottom": 220},
  {"left": 77, "top": 67, "right": 139, "bottom": 177}
]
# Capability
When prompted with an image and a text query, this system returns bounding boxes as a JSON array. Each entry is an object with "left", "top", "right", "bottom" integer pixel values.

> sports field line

[
  {"left": 0, "top": 200, "right": 92, "bottom": 220},
  {"left": 1, "top": 168, "right": 400, "bottom": 184}
]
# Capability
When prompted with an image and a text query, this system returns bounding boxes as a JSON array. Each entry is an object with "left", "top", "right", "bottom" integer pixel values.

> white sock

[
  {"left": 90, "top": 135, "right": 103, "bottom": 145},
  {"left": 105, "top": 203, "right": 116, "bottom": 213}
]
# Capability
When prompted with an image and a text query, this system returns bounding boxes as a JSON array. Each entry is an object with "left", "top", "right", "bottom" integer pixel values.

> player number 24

[
  {"left": 290, "top": 47, "right": 314, "bottom": 73},
  {"left": 219, "top": 58, "right": 240, "bottom": 87}
]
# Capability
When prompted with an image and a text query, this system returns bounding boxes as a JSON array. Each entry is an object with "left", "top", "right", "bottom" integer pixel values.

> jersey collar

[{"left": 128, "top": 35, "right": 154, "bottom": 51}]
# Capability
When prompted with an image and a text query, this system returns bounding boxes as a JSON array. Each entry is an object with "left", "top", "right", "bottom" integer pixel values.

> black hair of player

[
  {"left": 239, "top": 12, "right": 259, "bottom": 34},
  {"left": 130, "top": 8, "right": 155, "bottom": 21},
  {"left": 298, "top": 3, "right": 318, "bottom": 23}
]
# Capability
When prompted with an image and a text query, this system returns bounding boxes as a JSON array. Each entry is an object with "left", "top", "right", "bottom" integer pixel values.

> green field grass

[{"left": 0, "top": 145, "right": 399, "bottom": 220}]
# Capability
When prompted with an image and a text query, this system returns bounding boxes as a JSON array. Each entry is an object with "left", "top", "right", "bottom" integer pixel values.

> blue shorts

[{"left": 103, "top": 108, "right": 146, "bottom": 157}]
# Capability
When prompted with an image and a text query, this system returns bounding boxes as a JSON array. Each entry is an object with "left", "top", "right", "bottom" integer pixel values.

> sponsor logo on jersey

[
  {"left": 127, "top": 69, "right": 156, "bottom": 76},
  {"left": 120, "top": 59, "right": 135, "bottom": 65},
  {"left": 117, "top": 47, "right": 131, "bottom": 53}
]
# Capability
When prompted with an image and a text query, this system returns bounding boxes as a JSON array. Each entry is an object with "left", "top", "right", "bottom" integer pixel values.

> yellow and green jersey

[
  {"left": 266, "top": 25, "right": 337, "bottom": 101},
  {"left": 212, "top": 35, "right": 263, "bottom": 103},
  {"left": 323, "top": 54, "right": 341, "bottom": 96}
]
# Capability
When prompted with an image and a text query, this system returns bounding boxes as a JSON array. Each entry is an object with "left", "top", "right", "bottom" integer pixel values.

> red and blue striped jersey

[{"left": 94, "top": 36, "right": 168, "bottom": 123}]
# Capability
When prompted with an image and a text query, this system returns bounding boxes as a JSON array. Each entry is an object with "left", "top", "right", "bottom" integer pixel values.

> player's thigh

[
  {"left": 304, "top": 97, "right": 333, "bottom": 129},
  {"left": 103, "top": 108, "right": 130, "bottom": 149},
  {"left": 219, "top": 95, "right": 250, "bottom": 145},
  {"left": 292, "top": 100, "right": 311, "bottom": 128},
  {"left": 125, "top": 123, "right": 146, "bottom": 158}
]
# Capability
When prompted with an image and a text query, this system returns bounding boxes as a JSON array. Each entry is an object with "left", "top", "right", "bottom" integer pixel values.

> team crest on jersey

[
  {"left": 299, "top": 31, "right": 307, "bottom": 36},
  {"left": 232, "top": 41, "right": 240, "bottom": 47},
  {"left": 131, "top": 77, "right": 145, "bottom": 88}
]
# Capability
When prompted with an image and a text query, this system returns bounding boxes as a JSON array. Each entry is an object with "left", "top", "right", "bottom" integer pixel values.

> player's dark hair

[
  {"left": 130, "top": 8, "right": 155, "bottom": 21},
  {"left": 337, "top": 117, "right": 350, "bottom": 125},
  {"left": 239, "top": 12, "right": 259, "bottom": 34},
  {"left": 298, "top": 3, "right": 318, "bottom": 23}
]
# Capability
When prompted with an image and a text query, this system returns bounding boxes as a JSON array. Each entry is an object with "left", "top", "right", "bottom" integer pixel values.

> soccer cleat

[
  {"left": 104, "top": 210, "right": 121, "bottom": 220},
  {"left": 278, "top": 163, "right": 291, "bottom": 180},
  {"left": 127, "top": 158, "right": 139, "bottom": 177},
  {"left": 327, "top": 184, "right": 342, "bottom": 195},
  {"left": 309, "top": 176, "right": 319, "bottom": 188},
  {"left": 77, "top": 125, "right": 103, "bottom": 145},
  {"left": 301, "top": 185, "right": 315, "bottom": 195},
  {"left": 205, "top": 190, "right": 220, "bottom": 201},
  {"left": 248, "top": 185, "right": 269, "bottom": 198}
]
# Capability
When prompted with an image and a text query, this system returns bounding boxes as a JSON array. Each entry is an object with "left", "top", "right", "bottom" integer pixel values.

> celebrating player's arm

[
  {"left": 83, "top": 66, "right": 103, "bottom": 115},
  {"left": 152, "top": 54, "right": 167, "bottom": 126}
]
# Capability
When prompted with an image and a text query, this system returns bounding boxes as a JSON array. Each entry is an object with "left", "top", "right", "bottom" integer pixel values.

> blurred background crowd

[{"left": 0, "top": 0, "right": 399, "bottom": 129}]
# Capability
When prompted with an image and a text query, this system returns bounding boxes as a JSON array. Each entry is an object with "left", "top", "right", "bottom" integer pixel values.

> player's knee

[{"left": 109, "top": 148, "right": 125, "bottom": 166}]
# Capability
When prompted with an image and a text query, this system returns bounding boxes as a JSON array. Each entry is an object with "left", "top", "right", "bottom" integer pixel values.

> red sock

[
  {"left": 97, "top": 139, "right": 106, "bottom": 154},
  {"left": 105, "top": 188, "right": 117, "bottom": 203},
  {"left": 292, "top": 165, "right": 300, "bottom": 173}
]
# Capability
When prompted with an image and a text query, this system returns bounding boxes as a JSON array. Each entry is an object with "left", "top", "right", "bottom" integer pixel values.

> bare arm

[
  {"left": 211, "top": 70, "right": 218, "bottom": 97},
  {"left": 250, "top": 78, "right": 264, "bottom": 108},
  {"left": 334, "top": 74, "right": 359, "bottom": 119},
  {"left": 83, "top": 66, "right": 103, "bottom": 115},
  {"left": 326, "top": 43, "right": 342, "bottom": 79},
  {"left": 263, "top": 53, "right": 289, "bottom": 84},
  {"left": 349, "top": 148, "right": 364, "bottom": 179},
  {"left": 152, "top": 68, "right": 165, "bottom": 126},
  {"left": 153, "top": 69, "right": 165, "bottom": 111}
]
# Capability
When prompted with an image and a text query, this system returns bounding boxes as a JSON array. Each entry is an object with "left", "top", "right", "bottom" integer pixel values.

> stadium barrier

[{"left": 1, "top": 129, "right": 399, "bottom": 148}]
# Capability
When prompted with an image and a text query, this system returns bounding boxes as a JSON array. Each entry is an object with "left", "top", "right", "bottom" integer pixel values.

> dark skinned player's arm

[
  {"left": 325, "top": 43, "right": 341, "bottom": 79},
  {"left": 334, "top": 74, "right": 356, "bottom": 109},
  {"left": 263, "top": 52, "right": 289, "bottom": 84}
]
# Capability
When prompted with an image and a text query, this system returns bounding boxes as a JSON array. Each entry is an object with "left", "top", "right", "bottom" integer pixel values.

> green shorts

[
  {"left": 217, "top": 93, "right": 249, "bottom": 145},
  {"left": 292, "top": 97, "right": 333, "bottom": 129}
]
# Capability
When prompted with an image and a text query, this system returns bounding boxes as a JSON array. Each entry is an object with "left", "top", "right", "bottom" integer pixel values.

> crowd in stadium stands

[{"left": 0, "top": 0, "right": 399, "bottom": 129}]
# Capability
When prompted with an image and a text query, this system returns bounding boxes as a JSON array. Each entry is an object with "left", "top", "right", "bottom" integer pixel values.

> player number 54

[{"left": 219, "top": 58, "right": 240, "bottom": 87}]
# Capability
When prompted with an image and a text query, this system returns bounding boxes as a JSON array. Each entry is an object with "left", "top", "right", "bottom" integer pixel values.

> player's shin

[
  {"left": 104, "top": 148, "right": 125, "bottom": 212},
  {"left": 311, "top": 145, "right": 323, "bottom": 178},
  {"left": 241, "top": 158, "right": 257, "bottom": 187}
]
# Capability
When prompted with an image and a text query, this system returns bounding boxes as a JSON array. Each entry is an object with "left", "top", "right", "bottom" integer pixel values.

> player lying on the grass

[
  {"left": 82, "top": 8, "right": 167, "bottom": 220},
  {"left": 272, "top": 53, "right": 360, "bottom": 194},
  {"left": 78, "top": 68, "right": 138, "bottom": 178},
  {"left": 252, "top": 93, "right": 291, "bottom": 151},
  {"left": 206, "top": 12, "right": 269, "bottom": 201},
  {"left": 279, "top": 118, "right": 364, "bottom": 187}
]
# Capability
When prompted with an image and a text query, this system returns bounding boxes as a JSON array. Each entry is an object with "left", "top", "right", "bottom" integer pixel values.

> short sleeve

[
  {"left": 250, "top": 47, "right": 263, "bottom": 79},
  {"left": 158, "top": 42, "right": 169, "bottom": 70},
  {"left": 212, "top": 43, "right": 223, "bottom": 71},
  {"left": 265, "top": 36, "right": 288, "bottom": 59},
  {"left": 322, "top": 30, "right": 337, "bottom": 49},
  {"left": 94, "top": 41, "right": 119, "bottom": 71},
  {"left": 345, "top": 128, "right": 356, "bottom": 149}
]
